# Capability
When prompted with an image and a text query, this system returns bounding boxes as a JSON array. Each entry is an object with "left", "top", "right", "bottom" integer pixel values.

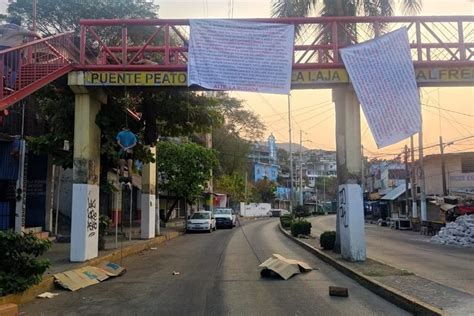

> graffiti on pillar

[
  {"left": 339, "top": 186, "right": 349, "bottom": 228},
  {"left": 86, "top": 194, "right": 98, "bottom": 237}
]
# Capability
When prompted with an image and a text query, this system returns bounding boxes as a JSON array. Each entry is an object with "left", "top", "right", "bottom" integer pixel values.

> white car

[
  {"left": 186, "top": 211, "right": 216, "bottom": 233},
  {"left": 214, "top": 208, "right": 236, "bottom": 228}
]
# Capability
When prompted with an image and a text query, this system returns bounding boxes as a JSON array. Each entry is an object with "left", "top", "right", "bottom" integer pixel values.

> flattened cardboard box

[{"left": 259, "top": 254, "right": 312, "bottom": 280}]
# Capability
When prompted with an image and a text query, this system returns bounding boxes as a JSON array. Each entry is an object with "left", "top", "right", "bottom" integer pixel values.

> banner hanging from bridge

[
  {"left": 341, "top": 27, "right": 421, "bottom": 148},
  {"left": 187, "top": 19, "right": 294, "bottom": 94}
]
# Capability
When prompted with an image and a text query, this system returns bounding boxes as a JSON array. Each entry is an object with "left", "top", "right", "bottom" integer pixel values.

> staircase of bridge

[{"left": 1, "top": 16, "right": 473, "bottom": 111}]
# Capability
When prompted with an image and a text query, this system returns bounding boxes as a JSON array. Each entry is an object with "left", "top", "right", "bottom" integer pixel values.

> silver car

[{"left": 186, "top": 211, "right": 216, "bottom": 233}]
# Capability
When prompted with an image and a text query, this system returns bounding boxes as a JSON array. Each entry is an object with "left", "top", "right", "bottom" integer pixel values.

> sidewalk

[
  {"left": 44, "top": 226, "right": 184, "bottom": 275},
  {"left": 309, "top": 215, "right": 474, "bottom": 295},
  {"left": 292, "top": 216, "right": 474, "bottom": 315},
  {"left": 0, "top": 226, "right": 184, "bottom": 306}
]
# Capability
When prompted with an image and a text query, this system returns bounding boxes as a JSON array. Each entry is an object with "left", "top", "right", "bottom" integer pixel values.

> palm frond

[
  {"left": 271, "top": 0, "right": 319, "bottom": 18},
  {"left": 400, "top": 0, "right": 422, "bottom": 15}
]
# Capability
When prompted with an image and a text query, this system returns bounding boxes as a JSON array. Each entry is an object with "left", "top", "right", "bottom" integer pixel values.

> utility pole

[
  {"left": 323, "top": 177, "right": 326, "bottom": 204},
  {"left": 440, "top": 136, "right": 447, "bottom": 196},
  {"left": 410, "top": 136, "right": 417, "bottom": 218},
  {"left": 404, "top": 145, "right": 409, "bottom": 216},
  {"left": 419, "top": 132, "right": 427, "bottom": 222},
  {"left": 299, "top": 130, "right": 303, "bottom": 206},
  {"left": 288, "top": 95, "right": 294, "bottom": 213},
  {"left": 361, "top": 145, "right": 365, "bottom": 193},
  {"left": 244, "top": 171, "right": 248, "bottom": 202}
]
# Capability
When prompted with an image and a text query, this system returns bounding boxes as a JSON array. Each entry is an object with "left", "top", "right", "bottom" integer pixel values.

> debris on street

[
  {"left": 431, "top": 215, "right": 474, "bottom": 248},
  {"left": 172, "top": 271, "right": 180, "bottom": 275},
  {"left": 37, "top": 292, "right": 59, "bottom": 299},
  {"left": 329, "top": 286, "right": 349, "bottom": 297},
  {"left": 54, "top": 262, "right": 125, "bottom": 291},
  {"left": 259, "top": 254, "right": 312, "bottom": 280}
]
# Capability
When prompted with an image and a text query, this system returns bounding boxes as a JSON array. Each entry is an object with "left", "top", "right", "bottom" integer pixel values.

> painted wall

[
  {"left": 421, "top": 155, "right": 474, "bottom": 195},
  {"left": 253, "top": 162, "right": 278, "bottom": 182}
]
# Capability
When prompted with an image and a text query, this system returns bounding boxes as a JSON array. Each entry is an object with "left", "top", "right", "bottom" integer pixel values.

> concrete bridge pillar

[
  {"left": 333, "top": 85, "right": 366, "bottom": 262},
  {"left": 141, "top": 146, "right": 157, "bottom": 239},
  {"left": 68, "top": 72, "right": 107, "bottom": 262}
]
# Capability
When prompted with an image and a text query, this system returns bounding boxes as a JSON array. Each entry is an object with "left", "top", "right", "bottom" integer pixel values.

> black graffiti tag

[
  {"left": 339, "top": 187, "right": 349, "bottom": 228},
  {"left": 87, "top": 196, "right": 97, "bottom": 237}
]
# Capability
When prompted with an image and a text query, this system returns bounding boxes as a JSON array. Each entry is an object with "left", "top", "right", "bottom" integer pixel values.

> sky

[
  {"left": 157, "top": 0, "right": 474, "bottom": 159},
  {"left": 0, "top": 0, "right": 472, "bottom": 159}
]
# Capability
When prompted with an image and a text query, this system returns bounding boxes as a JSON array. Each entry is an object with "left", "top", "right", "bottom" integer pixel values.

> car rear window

[{"left": 215, "top": 209, "right": 232, "bottom": 214}]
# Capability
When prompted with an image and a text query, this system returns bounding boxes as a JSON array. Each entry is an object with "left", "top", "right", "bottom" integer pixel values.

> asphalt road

[
  {"left": 310, "top": 215, "right": 474, "bottom": 295},
  {"left": 22, "top": 218, "right": 408, "bottom": 316}
]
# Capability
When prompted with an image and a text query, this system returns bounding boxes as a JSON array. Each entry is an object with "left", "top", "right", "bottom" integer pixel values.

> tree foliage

[
  {"left": 8, "top": 0, "right": 159, "bottom": 35},
  {"left": 252, "top": 177, "right": 276, "bottom": 203},
  {"left": 27, "top": 83, "right": 74, "bottom": 168},
  {"left": 157, "top": 140, "right": 218, "bottom": 204},
  {"left": 0, "top": 231, "right": 52, "bottom": 296},
  {"left": 271, "top": 0, "right": 422, "bottom": 19},
  {"left": 215, "top": 173, "right": 246, "bottom": 204},
  {"left": 212, "top": 93, "right": 265, "bottom": 178}
]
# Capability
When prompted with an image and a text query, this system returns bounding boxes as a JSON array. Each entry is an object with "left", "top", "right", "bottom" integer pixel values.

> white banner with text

[
  {"left": 188, "top": 19, "right": 294, "bottom": 94},
  {"left": 341, "top": 28, "right": 421, "bottom": 148}
]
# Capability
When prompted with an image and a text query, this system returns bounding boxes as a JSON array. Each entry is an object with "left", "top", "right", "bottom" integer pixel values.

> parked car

[
  {"left": 268, "top": 209, "right": 290, "bottom": 217},
  {"left": 214, "top": 208, "right": 236, "bottom": 228},
  {"left": 186, "top": 211, "right": 216, "bottom": 233}
]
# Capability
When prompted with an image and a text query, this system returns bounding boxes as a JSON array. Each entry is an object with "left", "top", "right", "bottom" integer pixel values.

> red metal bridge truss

[{"left": 1, "top": 16, "right": 473, "bottom": 111}]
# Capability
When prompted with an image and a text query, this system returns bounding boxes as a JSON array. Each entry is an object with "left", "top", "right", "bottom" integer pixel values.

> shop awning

[
  {"left": 381, "top": 184, "right": 406, "bottom": 201},
  {"left": 440, "top": 203, "right": 456, "bottom": 211}
]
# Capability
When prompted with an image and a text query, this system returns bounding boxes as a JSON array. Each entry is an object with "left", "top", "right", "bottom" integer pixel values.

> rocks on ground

[{"left": 431, "top": 215, "right": 474, "bottom": 248}]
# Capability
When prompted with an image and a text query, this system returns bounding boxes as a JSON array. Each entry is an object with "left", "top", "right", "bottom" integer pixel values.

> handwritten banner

[
  {"left": 341, "top": 28, "right": 421, "bottom": 148},
  {"left": 188, "top": 19, "right": 294, "bottom": 94}
]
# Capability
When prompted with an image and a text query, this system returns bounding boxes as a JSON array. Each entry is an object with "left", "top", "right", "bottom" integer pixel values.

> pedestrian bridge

[
  {"left": 1, "top": 16, "right": 473, "bottom": 262},
  {"left": 1, "top": 15, "right": 473, "bottom": 111}
]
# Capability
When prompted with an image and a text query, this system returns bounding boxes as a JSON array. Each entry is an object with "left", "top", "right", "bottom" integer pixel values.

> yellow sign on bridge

[
  {"left": 83, "top": 67, "right": 474, "bottom": 88},
  {"left": 84, "top": 72, "right": 187, "bottom": 86}
]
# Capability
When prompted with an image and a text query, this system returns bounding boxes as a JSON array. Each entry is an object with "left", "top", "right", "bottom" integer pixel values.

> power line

[
  {"left": 421, "top": 103, "right": 473, "bottom": 119},
  {"left": 264, "top": 99, "right": 333, "bottom": 118},
  {"left": 265, "top": 102, "right": 332, "bottom": 124}
]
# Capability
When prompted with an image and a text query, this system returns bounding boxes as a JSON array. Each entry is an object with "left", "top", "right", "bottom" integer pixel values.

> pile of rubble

[{"left": 431, "top": 215, "right": 474, "bottom": 248}]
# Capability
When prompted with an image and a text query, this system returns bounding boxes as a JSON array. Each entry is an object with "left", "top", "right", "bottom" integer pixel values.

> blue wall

[{"left": 254, "top": 162, "right": 278, "bottom": 182}]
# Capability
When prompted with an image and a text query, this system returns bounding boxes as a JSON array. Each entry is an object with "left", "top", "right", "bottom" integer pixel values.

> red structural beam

[
  {"left": 77, "top": 16, "right": 474, "bottom": 71},
  {"left": 79, "top": 16, "right": 474, "bottom": 26}
]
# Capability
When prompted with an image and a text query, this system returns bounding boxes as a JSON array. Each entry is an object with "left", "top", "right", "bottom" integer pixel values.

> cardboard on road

[{"left": 259, "top": 254, "right": 312, "bottom": 280}]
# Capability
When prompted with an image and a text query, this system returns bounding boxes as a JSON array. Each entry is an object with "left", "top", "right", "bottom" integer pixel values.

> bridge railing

[
  {"left": 78, "top": 16, "right": 473, "bottom": 71},
  {"left": 0, "top": 31, "right": 76, "bottom": 100}
]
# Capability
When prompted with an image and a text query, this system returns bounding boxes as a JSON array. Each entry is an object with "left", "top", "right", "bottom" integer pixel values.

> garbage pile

[{"left": 431, "top": 215, "right": 474, "bottom": 248}]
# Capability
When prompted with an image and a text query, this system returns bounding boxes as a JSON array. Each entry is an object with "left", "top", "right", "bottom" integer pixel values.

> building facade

[{"left": 417, "top": 152, "right": 474, "bottom": 195}]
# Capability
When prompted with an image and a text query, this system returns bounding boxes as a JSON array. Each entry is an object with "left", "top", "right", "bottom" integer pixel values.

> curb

[
  {"left": 0, "top": 230, "right": 183, "bottom": 306},
  {"left": 278, "top": 224, "right": 444, "bottom": 316}
]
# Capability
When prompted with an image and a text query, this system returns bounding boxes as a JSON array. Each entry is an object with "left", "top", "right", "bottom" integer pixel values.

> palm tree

[
  {"left": 272, "top": 0, "right": 423, "bottom": 255},
  {"left": 272, "top": 0, "right": 422, "bottom": 19}
]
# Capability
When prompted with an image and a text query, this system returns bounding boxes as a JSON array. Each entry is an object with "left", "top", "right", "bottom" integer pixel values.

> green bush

[
  {"left": 294, "top": 204, "right": 310, "bottom": 217},
  {"left": 320, "top": 231, "right": 336, "bottom": 250},
  {"left": 280, "top": 216, "right": 293, "bottom": 229},
  {"left": 0, "top": 231, "right": 52, "bottom": 296},
  {"left": 290, "top": 219, "right": 312, "bottom": 237}
]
